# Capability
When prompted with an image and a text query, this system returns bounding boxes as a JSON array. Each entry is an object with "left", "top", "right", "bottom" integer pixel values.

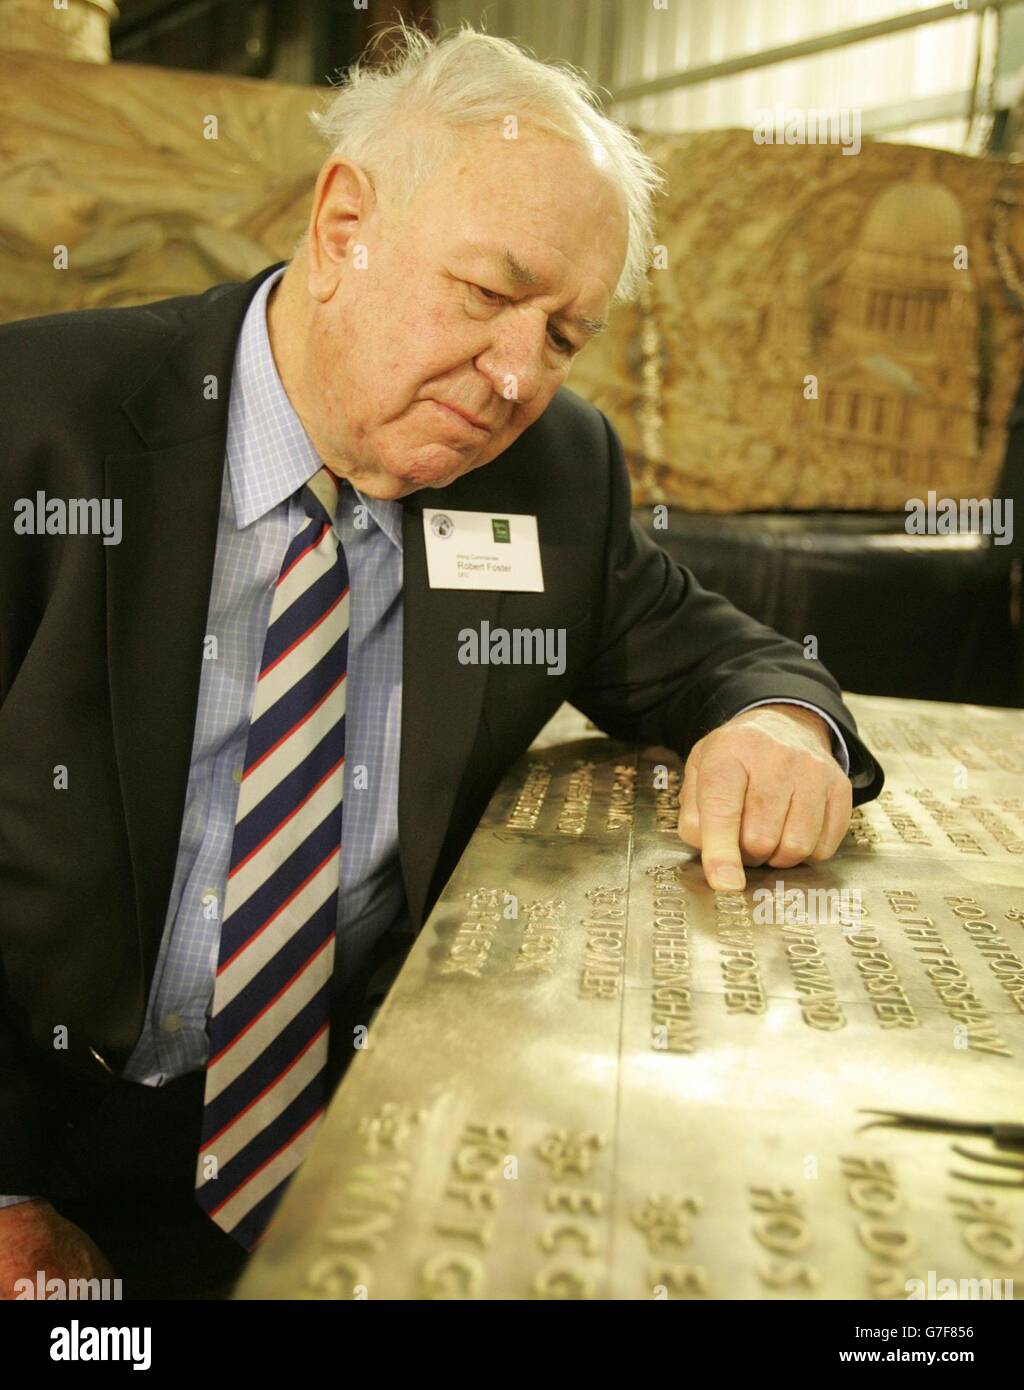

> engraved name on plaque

[{"left": 236, "top": 693, "right": 1024, "bottom": 1300}]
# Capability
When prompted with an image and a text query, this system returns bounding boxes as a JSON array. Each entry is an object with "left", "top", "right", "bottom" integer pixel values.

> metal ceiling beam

[
  {"left": 112, "top": 0, "right": 245, "bottom": 54},
  {"left": 611, "top": 0, "right": 1024, "bottom": 106}
]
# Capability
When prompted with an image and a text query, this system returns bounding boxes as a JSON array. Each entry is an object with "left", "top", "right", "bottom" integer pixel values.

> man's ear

[{"left": 306, "top": 157, "right": 376, "bottom": 303}]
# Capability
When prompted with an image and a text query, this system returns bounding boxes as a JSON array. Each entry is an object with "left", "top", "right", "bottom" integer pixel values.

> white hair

[{"left": 306, "top": 21, "right": 665, "bottom": 305}]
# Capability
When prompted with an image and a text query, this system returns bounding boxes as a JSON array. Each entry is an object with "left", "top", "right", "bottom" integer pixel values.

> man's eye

[
  {"left": 469, "top": 283, "right": 574, "bottom": 355},
  {"left": 471, "top": 283, "right": 507, "bottom": 305}
]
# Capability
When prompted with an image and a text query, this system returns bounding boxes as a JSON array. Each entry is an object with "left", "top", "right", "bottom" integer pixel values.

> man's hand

[
  {"left": 677, "top": 704, "right": 853, "bottom": 891},
  {"left": 0, "top": 1199, "right": 113, "bottom": 1299}
]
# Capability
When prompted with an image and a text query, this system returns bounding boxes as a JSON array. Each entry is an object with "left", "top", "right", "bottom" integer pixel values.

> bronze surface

[{"left": 237, "top": 693, "right": 1024, "bottom": 1299}]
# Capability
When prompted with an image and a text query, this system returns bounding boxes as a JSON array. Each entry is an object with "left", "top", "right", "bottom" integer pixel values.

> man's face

[{"left": 291, "top": 125, "right": 628, "bottom": 500}]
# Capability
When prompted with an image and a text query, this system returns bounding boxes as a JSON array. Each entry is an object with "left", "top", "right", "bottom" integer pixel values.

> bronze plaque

[{"left": 236, "top": 693, "right": 1024, "bottom": 1300}]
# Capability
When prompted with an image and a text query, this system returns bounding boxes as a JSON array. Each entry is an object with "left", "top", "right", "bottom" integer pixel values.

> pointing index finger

[{"left": 696, "top": 752, "right": 749, "bottom": 891}]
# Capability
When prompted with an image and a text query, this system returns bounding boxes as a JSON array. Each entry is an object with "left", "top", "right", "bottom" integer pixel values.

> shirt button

[{"left": 163, "top": 1013, "right": 182, "bottom": 1034}]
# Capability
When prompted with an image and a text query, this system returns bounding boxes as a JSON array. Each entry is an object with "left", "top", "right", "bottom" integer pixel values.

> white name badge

[{"left": 422, "top": 508, "right": 545, "bottom": 591}]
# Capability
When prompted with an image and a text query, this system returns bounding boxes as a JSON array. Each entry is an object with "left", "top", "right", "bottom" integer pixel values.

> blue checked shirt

[{"left": 0, "top": 266, "right": 849, "bottom": 1206}]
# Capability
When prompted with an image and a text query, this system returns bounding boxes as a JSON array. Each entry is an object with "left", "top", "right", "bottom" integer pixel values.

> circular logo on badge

[{"left": 431, "top": 513, "right": 454, "bottom": 538}]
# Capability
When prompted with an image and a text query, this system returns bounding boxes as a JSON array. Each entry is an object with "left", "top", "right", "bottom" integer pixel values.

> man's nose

[{"left": 477, "top": 313, "right": 549, "bottom": 406}]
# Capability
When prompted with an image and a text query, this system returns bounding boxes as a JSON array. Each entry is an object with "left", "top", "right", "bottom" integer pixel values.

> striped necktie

[{"left": 195, "top": 465, "right": 349, "bottom": 1249}]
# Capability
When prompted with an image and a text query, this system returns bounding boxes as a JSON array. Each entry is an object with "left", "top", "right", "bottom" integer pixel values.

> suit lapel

[
  {"left": 105, "top": 265, "right": 283, "bottom": 980},
  {"left": 105, "top": 439, "right": 225, "bottom": 982},
  {"left": 398, "top": 493, "right": 502, "bottom": 929}
]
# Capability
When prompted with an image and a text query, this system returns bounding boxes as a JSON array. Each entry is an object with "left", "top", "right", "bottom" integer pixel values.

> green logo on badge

[{"left": 491, "top": 518, "right": 511, "bottom": 543}]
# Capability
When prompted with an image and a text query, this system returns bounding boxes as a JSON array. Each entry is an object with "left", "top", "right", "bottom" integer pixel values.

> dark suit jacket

[{"left": 0, "top": 262, "right": 883, "bottom": 1190}]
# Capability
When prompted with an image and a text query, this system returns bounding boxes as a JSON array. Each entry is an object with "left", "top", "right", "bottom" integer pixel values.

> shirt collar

[{"left": 226, "top": 264, "right": 404, "bottom": 550}]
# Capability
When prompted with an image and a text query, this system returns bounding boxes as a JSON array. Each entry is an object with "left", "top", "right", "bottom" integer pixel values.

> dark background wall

[{"left": 111, "top": 0, "right": 432, "bottom": 83}]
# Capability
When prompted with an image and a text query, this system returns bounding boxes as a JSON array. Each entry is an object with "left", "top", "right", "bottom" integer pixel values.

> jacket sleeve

[
  {"left": 0, "top": 329, "right": 50, "bottom": 1197},
  {"left": 568, "top": 411, "right": 884, "bottom": 805},
  {"left": 0, "top": 964, "right": 45, "bottom": 1192}
]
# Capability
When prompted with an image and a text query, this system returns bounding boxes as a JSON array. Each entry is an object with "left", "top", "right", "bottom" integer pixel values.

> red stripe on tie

[
  {"left": 208, "top": 1105, "right": 325, "bottom": 1220},
  {"left": 203, "top": 1020, "right": 330, "bottom": 1151},
  {"left": 218, "top": 845, "right": 340, "bottom": 974},
  {"left": 259, "top": 585, "right": 349, "bottom": 681},
  {"left": 229, "top": 754, "right": 346, "bottom": 880},
  {"left": 209, "top": 934, "right": 334, "bottom": 1066},
  {"left": 276, "top": 523, "right": 329, "bottom": 587},
  {"left": 243, "top": 670, "right": 347, "bottom": 779}
]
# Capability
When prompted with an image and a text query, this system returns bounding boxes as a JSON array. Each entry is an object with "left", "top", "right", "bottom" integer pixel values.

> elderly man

[{"left": 0, "top": 26, "right": 882, "bottom": 1297}]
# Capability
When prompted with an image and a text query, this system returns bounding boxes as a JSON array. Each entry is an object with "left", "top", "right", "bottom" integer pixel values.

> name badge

[{"left": 422, "top": 508, "right": 545, "bottom": 591}]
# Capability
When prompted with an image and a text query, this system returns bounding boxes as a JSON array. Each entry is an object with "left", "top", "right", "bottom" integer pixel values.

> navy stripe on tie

[
  {"left": 202, "top": 974, "right": 334, "bottom": 1144},
  {"left": 227, "top": 1132, "right": 324, "bottom": 1250},
  {"left": 204, "top": 1089, "right": 323, "bottom": 1234},
  {"left": 218, "top": 809, "right": 343, "bottom": 958},
  {"left": 207, "top": 895, "right": 338, "bottom": 1078},
  {"left": 258, "top": 563, "right": 349, "bottom": 679},
  {"left": 276, "top": 516, "right": 332, "bottom": 588},
  {"left": 203, "top": 1060, "right": 327, "bottom": 1215},
  {"left": 231, "top": 722, "right": 346, "bottom": 872},
  {"left": 242, "top": 632, "right": 348, "bottom": 775}
]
